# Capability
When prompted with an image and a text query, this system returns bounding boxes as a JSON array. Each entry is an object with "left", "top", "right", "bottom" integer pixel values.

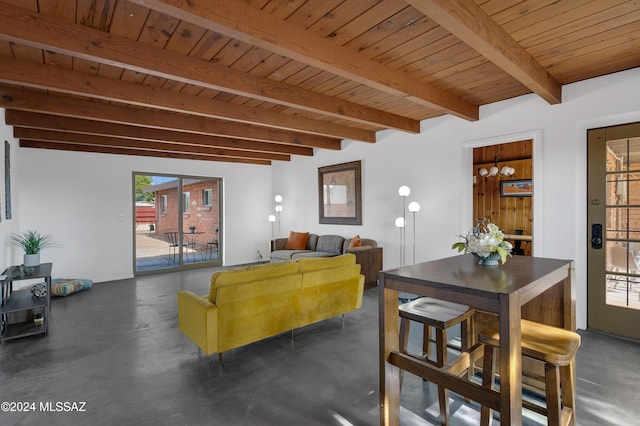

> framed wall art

[
  {"left": 318, "top": 160, "right": 362, "bottom": 225},
  {"left": 500, "top": 179, "right": 533, "bottom": 197}
]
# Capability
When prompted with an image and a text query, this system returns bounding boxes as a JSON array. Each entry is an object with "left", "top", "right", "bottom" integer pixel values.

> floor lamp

[
  {"left": 268, "top": 214, "right": 276, "bottom": 239},
  {"left": 398, "top": 185, "right": 410, "bottom": 266},
  {"left": 395, "top": 216, "right": 405, "bottom": 267},
  {"left": 274, "top": 195, "right": 283, "bottom": 237},
  {"left": 408, "top": 201, "right": 420, "bottom": 265}
]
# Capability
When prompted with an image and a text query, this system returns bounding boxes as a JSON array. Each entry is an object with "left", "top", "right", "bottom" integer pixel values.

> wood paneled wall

[{"left": 473, "top": 140, "right": 533, "bottom": 255}]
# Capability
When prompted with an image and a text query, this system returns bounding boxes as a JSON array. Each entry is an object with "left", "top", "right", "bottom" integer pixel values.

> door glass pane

[
  {"left": 604, "top": 137, "right": 640, "bottom": 310},
  {"left": 180, "top": 178, "right": 220, "bottom": 265},
  {"left": 606, "top": 137, "right": 640, "bottom": 172},
  {"left": 606, "top": 207, "right": 640, "bottom": 240},
  {"left": 135, "top": 175, "right": 180, "bottom": 272},
  {"left": 605, "top": 242, "right": 640, "bottom": 309},
  {"left": 606, "top": 174, "right": 628, "bottom": 205}
]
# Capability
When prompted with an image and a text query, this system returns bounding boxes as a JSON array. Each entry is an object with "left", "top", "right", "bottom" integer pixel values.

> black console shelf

[{"left": 1, "top": 263, "right": 52, "bottom": 342}]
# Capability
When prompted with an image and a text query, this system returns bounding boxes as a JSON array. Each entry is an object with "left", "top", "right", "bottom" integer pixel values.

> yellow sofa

[{"left": 177, "top": 254, "right": 364, "bottom": 359}]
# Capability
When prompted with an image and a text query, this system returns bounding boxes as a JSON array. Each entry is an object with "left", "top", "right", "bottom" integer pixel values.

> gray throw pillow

[{"left": 315, "top": 235, "right": 345, "bottom": 254}]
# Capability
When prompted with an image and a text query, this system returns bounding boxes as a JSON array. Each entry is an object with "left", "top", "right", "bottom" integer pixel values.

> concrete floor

[{"left": 1, "top": 266, "right": 639, "bottom": 425}]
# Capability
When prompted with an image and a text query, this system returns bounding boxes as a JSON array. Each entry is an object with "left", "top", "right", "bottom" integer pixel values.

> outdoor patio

[{"left": 135, "top": 226, "right": 218, "bottom": 272}]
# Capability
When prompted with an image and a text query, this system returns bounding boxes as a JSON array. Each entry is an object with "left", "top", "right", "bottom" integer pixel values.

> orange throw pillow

[
  {"left": 284, "top": 231, "right": 309, "bottom": 250},
  {"left": 348, "top": 235, "right": 362, "bottom": 249}
]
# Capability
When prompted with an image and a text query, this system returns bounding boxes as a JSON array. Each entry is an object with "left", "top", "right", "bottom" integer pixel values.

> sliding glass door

[{"left": 134, "top": 173, "right": 222, "bottom": 274}]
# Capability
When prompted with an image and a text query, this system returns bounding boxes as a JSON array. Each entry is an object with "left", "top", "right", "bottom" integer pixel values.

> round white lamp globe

[{"left": 398, "top": 186, "right": 411, "bottom": 197}]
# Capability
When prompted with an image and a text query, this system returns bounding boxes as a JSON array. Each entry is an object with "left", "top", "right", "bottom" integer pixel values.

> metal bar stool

[
  {"left": 398, "top": 297, "right": 475, "bottom": 426},
  {"left": 478, "top": 319, "right": 581, "bottom": 426}
]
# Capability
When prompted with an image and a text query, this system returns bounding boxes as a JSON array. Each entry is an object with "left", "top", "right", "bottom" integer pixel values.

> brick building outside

[{"left": 144, "top": 178, "right": 220, "bottom": 249}]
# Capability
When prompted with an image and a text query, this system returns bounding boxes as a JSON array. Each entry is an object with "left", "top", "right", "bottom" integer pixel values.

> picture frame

[
  {"left": 318, "top": 160, "right": 362, "bottom": 225},
  {"left": 500, "top": 179, "right": 533, "bottom": 197}
]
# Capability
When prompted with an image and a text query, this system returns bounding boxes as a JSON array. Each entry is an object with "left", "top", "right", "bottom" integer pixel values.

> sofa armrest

[
  {"left": 177, "top": 290, "right": 218, "bottom": 355},
  {"left": 270, "top": 238, "right": 288, "bottom": 251},
  {"left": 347, "top": 246, "right": 383, "bottom": 287},
  {"left": 345, "top": 245, "right": 373, "bottom": 253}
]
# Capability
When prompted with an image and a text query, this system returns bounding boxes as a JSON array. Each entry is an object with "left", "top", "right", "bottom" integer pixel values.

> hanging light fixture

[{"left": 478, "top": 157, "right": 515, "bottom": 177}]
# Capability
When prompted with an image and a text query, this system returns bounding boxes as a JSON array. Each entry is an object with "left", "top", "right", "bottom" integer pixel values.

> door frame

[{"left": 461, "top": 130, "right": 543, "bottom": 255}]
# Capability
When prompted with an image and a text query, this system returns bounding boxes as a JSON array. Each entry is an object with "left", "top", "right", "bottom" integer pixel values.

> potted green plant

[
  {"left": 33, "top": 312, "right": 44, "bottom": 327},
  {"left": 189, "top": 225, "right": 196, "bottom": 233},
  {"left": 9, "top": 230, "right": 59, "bottom": 267}
]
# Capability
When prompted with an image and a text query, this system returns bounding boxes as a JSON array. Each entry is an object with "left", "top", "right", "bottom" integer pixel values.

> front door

[{"left": 587, "top": 122, "right": 640, "bottom": 339}]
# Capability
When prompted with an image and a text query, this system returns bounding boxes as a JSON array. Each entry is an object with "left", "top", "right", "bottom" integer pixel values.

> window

[
  {"left": 203, "top": 189, "right": 212, "bottom": 207},
  {"left": 182, "top": 192, "right": 190, "bottom": 213},
  {"left": 160, "top": 195, "right": 167, "bottom": 214}
]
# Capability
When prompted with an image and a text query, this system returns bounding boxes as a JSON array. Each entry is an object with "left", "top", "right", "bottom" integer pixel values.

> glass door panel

[
  {"left": 180, "top": 178, "right": 220, "bottom": 265},
  {"left": 604, "top": 137, "right": 640, "bottom": 310},
  {"left": 134, "top": 174, "right": 221, "bottom": 274}
]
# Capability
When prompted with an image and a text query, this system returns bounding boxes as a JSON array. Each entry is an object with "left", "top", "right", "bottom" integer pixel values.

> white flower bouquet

[{"left": 452, "top": 219, "right": 513, "bottom": 265}]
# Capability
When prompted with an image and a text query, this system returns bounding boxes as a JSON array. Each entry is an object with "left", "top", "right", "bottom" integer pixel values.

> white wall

[
  {"left": 272, "top": 68, "right": 640, "bottom": 330},
  {"left": 6, "top": 137, "right": 273, "bottom": 283}
]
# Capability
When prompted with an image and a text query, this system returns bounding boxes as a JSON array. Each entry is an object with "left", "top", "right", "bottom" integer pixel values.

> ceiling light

[{"left": 479, "top": 157, "right": 515, "bottom": 178}]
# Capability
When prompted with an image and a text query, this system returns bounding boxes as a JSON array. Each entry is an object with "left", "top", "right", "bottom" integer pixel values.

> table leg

[
  {"left": 498, "top": 292, "right": 522, "bottom": 425},
  {"left": 380, "top": 284, "right": 400, "bottom": 426}
]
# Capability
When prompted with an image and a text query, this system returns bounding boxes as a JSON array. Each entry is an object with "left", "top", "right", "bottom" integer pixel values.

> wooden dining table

[{"left": 379, "top": 254, "right": 575, "bottom": 425}]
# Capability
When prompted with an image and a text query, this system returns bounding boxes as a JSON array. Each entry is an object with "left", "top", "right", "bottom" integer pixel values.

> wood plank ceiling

[{"left": 0, "top": 0, "right": 638, "bottom": 165}]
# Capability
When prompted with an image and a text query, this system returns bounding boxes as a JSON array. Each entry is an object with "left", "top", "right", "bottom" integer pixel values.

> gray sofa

[{"left": 270, "top": 234, "right": 377, "bottom": 261}]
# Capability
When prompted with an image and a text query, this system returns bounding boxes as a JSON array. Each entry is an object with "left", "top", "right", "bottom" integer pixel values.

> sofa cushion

[
  {"left": 209, "top": 262, "right": 298, "bottom": 303},
  {"left": 285, "top": 231, "right": 309, "bottom": 249},
  {"left": 306, "top": 234, "right": 319, "bottom": 250},
  {"left": 270, "top": 250, "right": 312, "bottom": 261},
  {"left": 296, "top": 253, "right": 356, "bottom": 272},
  {"left": 315, "top": 235, "right": 345, "bottom": 255},
  {"left": 291, "top": 251, "right": 337, "bottom": 259}
]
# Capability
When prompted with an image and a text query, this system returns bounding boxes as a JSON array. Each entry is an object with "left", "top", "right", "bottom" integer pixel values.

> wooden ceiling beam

[
  {"left": 14, "top": 128, "right": 290, "bottom": 162},
  {"left": 0, "top": 2, "right": 418, "bottom": 133},
  {"left": 0, "top": 58, "right": 369, "bottom": 143},
  {"left": 405, "top": 0, "right": 562, "bottom": 104},
  {"left": 19, "top": 139, "right": 271, "bottom": 165},
  {"left": 0, "top": 86, "right": 334, "bottom": 151},
  {"left": 5, "top": 110, "right": 315, "bottom": 156},
  {"left": 129, "top": 0, "right": 479, "bottom": 121}
]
